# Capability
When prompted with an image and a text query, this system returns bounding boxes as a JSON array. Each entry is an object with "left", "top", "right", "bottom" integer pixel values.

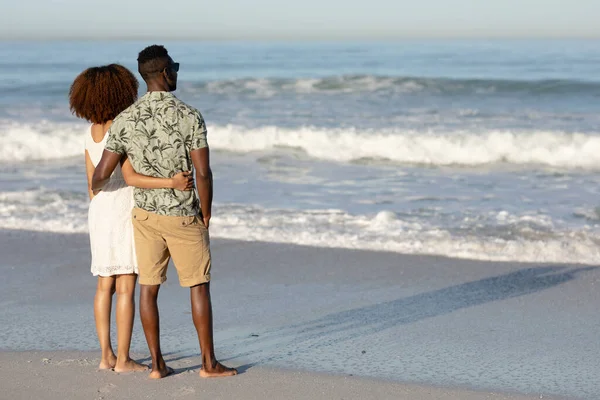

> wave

[
  {"left": 179, "top": 75, "right": 600, "bottom": 97},
  {"left": 209, "top": 125, "right": 600, "bottom": 169},
  {"left": 5, "top": 75, "right": 600, "bottom": 100},
  {"left": 0, "top": 120, "right": 87, "bottom": 162},
  {"left": 3, "top": 120, "right": 600, "bottom": 169},
  {"left": 1, "top": 190, "right": 599, "bottom": 264}
]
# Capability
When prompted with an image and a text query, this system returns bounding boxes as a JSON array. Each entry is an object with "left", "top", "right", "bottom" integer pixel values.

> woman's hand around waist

[{"left": 170, "top": 171, "right": 195, "bottom": 191}]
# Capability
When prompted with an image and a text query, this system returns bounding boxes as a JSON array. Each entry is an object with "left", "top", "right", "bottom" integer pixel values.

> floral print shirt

[{"left": 105, "top": 91, "right": 208, "bottom": 216}]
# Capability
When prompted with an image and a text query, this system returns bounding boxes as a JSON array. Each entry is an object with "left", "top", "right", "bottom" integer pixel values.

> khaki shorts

[{"left": 131, "top": 208, "right": 211, "bottom": 287}]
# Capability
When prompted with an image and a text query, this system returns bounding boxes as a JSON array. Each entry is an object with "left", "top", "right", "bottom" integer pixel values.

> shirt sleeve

[
  {"left": 190, "top": 112, "right": 208, "bottom": 151},
  {"left": 104, "top": 122, "right": 126, "bottom": 155}
]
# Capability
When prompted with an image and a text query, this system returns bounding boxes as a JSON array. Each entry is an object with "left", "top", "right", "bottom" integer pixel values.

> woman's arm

[
  {"left": 121, "top": 157, "right": 194, "bottom": 190},
  {"left": 85, "top": 150, "right": 96, "bottom": 200}
]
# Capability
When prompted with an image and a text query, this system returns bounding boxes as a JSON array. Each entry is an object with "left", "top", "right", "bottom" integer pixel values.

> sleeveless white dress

[{"left": 85, "top": 128, "right": 138, "bottom": 276}]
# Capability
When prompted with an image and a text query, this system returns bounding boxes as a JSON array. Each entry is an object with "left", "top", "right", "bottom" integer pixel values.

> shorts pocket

[
  {"left": 132, "top": 208, "right": 150, "bottom": 221},
  {"left": 179, "top": 215, "right": 197, "bottom": 227}
]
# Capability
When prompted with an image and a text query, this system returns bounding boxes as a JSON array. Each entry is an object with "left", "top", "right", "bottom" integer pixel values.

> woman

[{"left": 69, "top": 64, "right": 193, "bottom": 372}]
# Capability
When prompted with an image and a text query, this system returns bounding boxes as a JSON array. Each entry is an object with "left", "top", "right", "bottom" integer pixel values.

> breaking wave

[{"left": 3, "top": 120, "right": 600, "bottom": 170}]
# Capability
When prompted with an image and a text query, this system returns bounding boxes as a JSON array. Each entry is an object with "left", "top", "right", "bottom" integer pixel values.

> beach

[
  {"left": 0, "top": 352, "right": 563, "bottom": 400},
  {"left": 1, "top": 229, "right": 597, "bottom": 399},
  {"left": 2, "top": 39, "right": 600, "bottom": 399}
]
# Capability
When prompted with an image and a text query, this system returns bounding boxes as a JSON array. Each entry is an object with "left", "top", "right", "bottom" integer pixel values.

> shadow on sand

[{"left": 228, "top": 265, "right": 596, "bottom": 360}]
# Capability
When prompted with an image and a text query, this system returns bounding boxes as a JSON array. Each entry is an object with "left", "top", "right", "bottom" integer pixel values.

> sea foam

[
  {"left": 209, "top": 125, "right": 600, "bottom": 169},
  {"left": 3, "top": 120, "right": 600, "bottom": 170},
  {"left": 0, "top": 120, "right": 87, "bottom": 162},
  {"left": 1, "top": 189, "right": 599, "bottom": 265}
]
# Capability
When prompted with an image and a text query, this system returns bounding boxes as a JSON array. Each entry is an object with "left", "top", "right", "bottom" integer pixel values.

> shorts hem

[
  {"left": 139, "top": 276, "right": 167, "bottom": 286},
  {"left": 179, "top": 274, "right": 211, "bottom": 287}
]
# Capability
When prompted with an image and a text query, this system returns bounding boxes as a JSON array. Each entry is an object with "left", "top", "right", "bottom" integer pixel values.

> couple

[{"left": 69, "top": 45, "right": 236, "bottom": 379}]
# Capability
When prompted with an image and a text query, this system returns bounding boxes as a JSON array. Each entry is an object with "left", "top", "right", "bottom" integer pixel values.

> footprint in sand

[
  {"left": 98, "top": 383, "right": 117, "bottom": 394},
  {"left": 173, "top": 386, "right": 196, "bottom": 397},
  {"left": 47, "top": 358, "right": 96, "bottom": 367},
  {"left": 55, "top": 359, "right": 75, "bottom": 366}
]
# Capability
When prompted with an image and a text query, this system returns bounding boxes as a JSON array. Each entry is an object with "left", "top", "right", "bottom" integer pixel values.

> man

[{"left": 92, "top": 45, "right": 237, "bottom": 379}]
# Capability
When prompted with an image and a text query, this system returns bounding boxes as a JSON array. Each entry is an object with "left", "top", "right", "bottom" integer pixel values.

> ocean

[{"left": 2, "top": 39, "right": 600, "bottom": 264}]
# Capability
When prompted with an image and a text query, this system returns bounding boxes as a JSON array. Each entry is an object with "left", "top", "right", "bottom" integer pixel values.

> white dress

[{"left": 85, "top": 128, "right": 138, "bottom": 276}]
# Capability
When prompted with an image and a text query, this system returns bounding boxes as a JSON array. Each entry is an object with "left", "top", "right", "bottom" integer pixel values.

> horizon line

[{"left": 1, "top": 34, "right": 600, "bottom": 42}]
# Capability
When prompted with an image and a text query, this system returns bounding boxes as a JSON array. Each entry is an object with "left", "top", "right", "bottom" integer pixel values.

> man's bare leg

[
  {"left": 140, "top": 284, "right": 173, "bottom": 379},
  {"left": 190, "top": 282, "right": 237, "bottom": 378},
  {"left": 114, "top": 274, "right": 147, "bottom": 372},
  {"left": 94, "top": 276, "right": 117, "bottom": 370}
]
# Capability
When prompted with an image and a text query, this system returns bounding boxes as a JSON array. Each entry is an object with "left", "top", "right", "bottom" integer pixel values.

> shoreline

[{"left": 1, "top": 228, "right": 598, "bottom": 399}]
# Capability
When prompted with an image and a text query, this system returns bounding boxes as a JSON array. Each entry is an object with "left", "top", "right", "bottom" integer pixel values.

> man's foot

[
  {"left": 98, "top": 354, "right": 117, "bottom": 370},
  {"left": 199, "top": 361, "right": 237, "bottom": 378},
  {"left": 114, "top": 358, "right": 149, "bottom": 373},
  {"left": 149, "top": 365, "right": 174, "bottom": 379}
]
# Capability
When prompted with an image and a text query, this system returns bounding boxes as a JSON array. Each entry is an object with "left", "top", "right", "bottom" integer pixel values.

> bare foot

[
  {"left": 98, "top": 354, "right": 117, "bottom": 370},
  {"left": 149, "top": 365, "right": 174, "bottom": 379},
  {"left": 114, "top": 358, "right": 149, "bottom": 373},
  {"left": 199, "top": 361, "right": 237, "bottom": 378}
]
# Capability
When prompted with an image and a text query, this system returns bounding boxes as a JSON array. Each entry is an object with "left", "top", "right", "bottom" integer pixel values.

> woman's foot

[
  {"left": 199, "top": 361, "right": 237, "bottom": 378},
  {"left": 114, "top": 358, "right": 149, "bottom": 373},
  {"left": 98, "top": 353, "right": 117, "bottom": 370}
]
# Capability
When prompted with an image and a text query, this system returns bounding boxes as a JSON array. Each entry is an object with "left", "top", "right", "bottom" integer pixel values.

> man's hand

[
  {"left": 203, "top": 215, "right": 211, "bottom": 229},
  {"left": 92, "top": 150, "right": 122, "bottom": 190}
]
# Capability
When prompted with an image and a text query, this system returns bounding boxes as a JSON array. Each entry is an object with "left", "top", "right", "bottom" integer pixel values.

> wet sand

[{"left": 1, "top": 229, "right": 598, "bottom": 399}]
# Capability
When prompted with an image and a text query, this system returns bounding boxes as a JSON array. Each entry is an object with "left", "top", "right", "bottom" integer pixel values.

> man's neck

[{"left": 146, "top": 81, "right": 170, "bottom": 93}]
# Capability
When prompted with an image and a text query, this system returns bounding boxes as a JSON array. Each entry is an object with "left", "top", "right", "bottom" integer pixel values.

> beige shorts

[{"left": 131, "top": 208, "right": 211, "bottom": 287}]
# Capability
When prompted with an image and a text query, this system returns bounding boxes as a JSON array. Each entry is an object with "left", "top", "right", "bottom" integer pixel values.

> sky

[{"left": 1, "top": 0, "right": 599, "bottom": 40}]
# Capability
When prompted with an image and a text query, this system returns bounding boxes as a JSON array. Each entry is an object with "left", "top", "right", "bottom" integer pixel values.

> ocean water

[{"left": 2, "top": 40, "right": 600, "bottom": 263}]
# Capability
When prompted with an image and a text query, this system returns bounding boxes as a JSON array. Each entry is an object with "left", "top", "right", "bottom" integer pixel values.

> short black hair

[{"left": 137, "top": 45, "right": 170, "bottom": 80}]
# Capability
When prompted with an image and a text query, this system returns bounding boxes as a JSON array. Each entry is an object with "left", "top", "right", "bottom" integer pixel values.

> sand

[
  {"left": 0, "top": 350, "right": 564, "bottom": 400},
  {"left": 1, "top": 229, "right": 598, "bottom": 399}
]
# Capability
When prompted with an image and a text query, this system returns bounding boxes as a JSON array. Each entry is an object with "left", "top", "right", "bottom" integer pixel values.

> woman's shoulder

[{"left": 85, "top": 124, "right": 109, "bottom": 151}]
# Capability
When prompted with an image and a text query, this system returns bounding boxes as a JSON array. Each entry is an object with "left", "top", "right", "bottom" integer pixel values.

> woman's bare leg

[
  {"left": 114, "top": 274, "right": 147, "bottom": 372},
  {"left": 95, "top": 276, "right": 117, "bottom": 369}
]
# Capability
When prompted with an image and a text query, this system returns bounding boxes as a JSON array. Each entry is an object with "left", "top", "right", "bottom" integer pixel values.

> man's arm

[
  {"left": 91, "top": 150, "right": 122, "bottom": 191},
  {"left": 190, "top": 147, "right": 212, "bottom": 228}
]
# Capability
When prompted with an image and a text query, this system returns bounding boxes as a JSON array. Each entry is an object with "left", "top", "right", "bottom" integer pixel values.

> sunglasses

[{"left": 171, "top": 62, "right": 180, "bottom": 72}]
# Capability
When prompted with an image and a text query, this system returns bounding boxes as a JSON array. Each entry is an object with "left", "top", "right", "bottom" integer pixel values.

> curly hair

[
  {"left": 137, "top": 45, "right": 170, "bottom": 79},
  {"left": 69, "top": 64, "right": 139, "bottom": 124}
]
